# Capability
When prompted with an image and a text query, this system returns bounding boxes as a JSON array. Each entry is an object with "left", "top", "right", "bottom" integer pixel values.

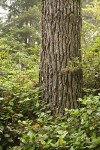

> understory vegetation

[{"left": 0, "top": 0, "right": 100, "bottom": 150}]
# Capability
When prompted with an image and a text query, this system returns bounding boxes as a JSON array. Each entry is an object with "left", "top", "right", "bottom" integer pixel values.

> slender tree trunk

[{"left": 40, "top": 0, "right": 83, "bottom": 114}]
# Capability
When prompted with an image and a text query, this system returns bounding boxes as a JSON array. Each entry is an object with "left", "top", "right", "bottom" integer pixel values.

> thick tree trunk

[{"left": 40, "top": 0, "right": 83, "bottom": 114}]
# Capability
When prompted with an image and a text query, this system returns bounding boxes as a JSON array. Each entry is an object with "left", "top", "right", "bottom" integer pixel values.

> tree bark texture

[{"left": 40, "top": 0, "right": 83, "bottom": 114}]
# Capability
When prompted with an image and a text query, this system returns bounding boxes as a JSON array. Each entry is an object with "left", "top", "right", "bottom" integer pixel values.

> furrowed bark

[{"left": 40, "top": 0, "right": 83, "bottom": 114}]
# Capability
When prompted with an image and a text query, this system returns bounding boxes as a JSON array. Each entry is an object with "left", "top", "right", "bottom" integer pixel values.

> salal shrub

[{"left": 19, "top": 95, "right": 100, "bottom": 150}]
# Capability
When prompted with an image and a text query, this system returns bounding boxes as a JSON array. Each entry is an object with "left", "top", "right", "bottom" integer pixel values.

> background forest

[{"left": 0, "top": 0, "right": 100, "bottom": 150}]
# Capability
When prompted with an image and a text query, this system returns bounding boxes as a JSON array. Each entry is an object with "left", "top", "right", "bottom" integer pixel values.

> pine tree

[{"left": 0, "top": 0, "right": 41, "bottom": 46}]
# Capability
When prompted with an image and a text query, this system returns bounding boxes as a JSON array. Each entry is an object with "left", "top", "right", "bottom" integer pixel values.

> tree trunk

[{"left": 40, "top": 0, "right": 83, "bottom": 114}]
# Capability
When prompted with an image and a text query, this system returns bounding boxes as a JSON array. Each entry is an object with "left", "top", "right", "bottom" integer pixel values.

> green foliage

[
  {"left": 0, "top": 1, "right": 41, "bottom": 148},
  {"left": 19, "top": 95, "right": 100, "bottom": 150},
  {"left": 0, "top": 0, "right": 100, "bottom": 150},
  {"left": 0, "top": 0, "right": 41, "bottom": 46},
  {"left": 83, "top": 50, "right": 100, "bottom": 93},
  {"left": 0, "top": 34, "right": 40, "bottom": 149},
  {"left": 82, "top": 0, "right": 100, "bottom": 94},
  {"left": 0, "top": 67, "right": 40, "bottom": 149}
]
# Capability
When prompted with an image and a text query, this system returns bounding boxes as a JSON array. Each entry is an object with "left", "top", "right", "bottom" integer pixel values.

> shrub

[{"left": 19, "top": 95, "right": 100, "bottom": 150}]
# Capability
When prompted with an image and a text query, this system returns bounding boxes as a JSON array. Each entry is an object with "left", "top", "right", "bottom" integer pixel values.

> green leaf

[
  {"left": 57, "top": 130, "right": 64, "bottom": 135},
  {"left": 0, "top": 146, "right": 2, "bottom": 150},
  {"left": 0, "top": 126, "right": 4, "bottom": 132},
  {"left": 70, "top": 147, "right": 75, "bottom": 150},
  {"left": 27, "top": 130, "right": 34, "bottom": 138},
  {"left": 9, "top": 101, "right": 14, "bottom": 106},
  {"left": 0, "top": 98, "right": 4, "bottom": 101},
  {"left": 4, "top": 134, "right": 10, "bottom": 138},
  {"left": 58, "top": 136, "right": 64, "bottom": 146}
]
